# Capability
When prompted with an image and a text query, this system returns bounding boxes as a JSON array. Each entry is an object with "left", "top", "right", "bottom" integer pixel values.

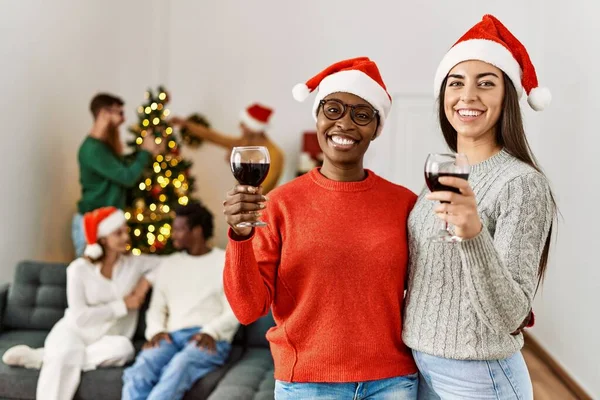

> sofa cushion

[
  {"left": 0, "top": 331, "right": 244, "bottom": 400},
  {"left": 3, "top": 261, "right": 67, "bottom": 331},
  {"left": 207, "top": 348, "right": 274, "bottom": 400},
  {"left": 0, "top": 330, "right": 48, "bottom": 399}
]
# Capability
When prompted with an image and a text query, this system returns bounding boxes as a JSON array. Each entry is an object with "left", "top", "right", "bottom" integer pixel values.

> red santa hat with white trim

[
  {"left": 292, "top": 57, "right": 392, "bottom": 136},
  {"left": 239, "top": 103, "right": 273, "bottom": 133},
  {"left": 83, "top": 207, "right": 126, "bottom": 259},
  {"left": 434, "top": 14, "right": 551, "bottom": 111}
]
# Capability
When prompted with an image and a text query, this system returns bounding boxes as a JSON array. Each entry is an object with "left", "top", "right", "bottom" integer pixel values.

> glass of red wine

[
  {"left": 230, "top": 146, "right": 271, "bottom": 227},
  {"left": 424, "top": 153, "right": 470, "bottom": 243}
]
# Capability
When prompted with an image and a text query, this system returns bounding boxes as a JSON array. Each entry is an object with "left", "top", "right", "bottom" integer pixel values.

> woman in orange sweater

[{"left": 222, "top": 57, "right": 418, "bottom": 399}]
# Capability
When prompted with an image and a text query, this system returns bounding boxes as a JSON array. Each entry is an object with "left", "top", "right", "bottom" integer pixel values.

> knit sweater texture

[
  {"left": 224, "top": 168, "right": 418, "bottom": 382},
  {"left": 403, "top": 149, "right": 554, "bottom": 360}
]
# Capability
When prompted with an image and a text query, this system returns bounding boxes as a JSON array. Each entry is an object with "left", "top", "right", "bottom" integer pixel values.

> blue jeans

[
  {"left": 413, "top": 350, "right": 533, "bottom": 400},
  {"left": 274, "top": 373, "right": 418, "bottom": 399},
  {"left": 122, "top": 327, "right": 231, "bottom": 400},
  {"left": 71, "top": 213, "right": 85, "bottom": 258}
]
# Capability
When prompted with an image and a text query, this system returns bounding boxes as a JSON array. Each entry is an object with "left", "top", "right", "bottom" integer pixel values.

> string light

[
  {"left": 149, "top": 203, "right": 157, "bottom": 211},
  {"left": 124, "top": 212, "right": 131, "bottom": 220},
  {"left": 157, "top": 155, "right": 164, "bottom": 162},
  {"left": 145, "top": 178, "right": 152, "bottom": 186},
  {"left": 132, "top": 248, "right": 142, "bottom": 256},
  {"left": 136, "top": 214, "right": 144, "bottom": 222},
  {"left": 155, "top": 137, "right": 162, "bottom": 144},
  {"left": 166, "top": 127, "right": 173, "bottom": 135},
  {"left": 154, "top": 165, "right": 161, "bottom": 173},
  {"left": 143, "top": 119, "right": 149, "bottom": 127},
  {"left": 145, "top": 106, "right": 152, "bottom": 114},
  {"left": 139, "top": 182, "right": 146, "bottom": 190},
  {"left": 134, "top": 229, "right": 141, "bottom": 237},
  {"left": 159, "top": 92, "right": 166, "bottom": 100},
  {"left": 158, "top": 234, "right": 165, "bottom": 242},
  {"left": 137, "top": 106, "right": 144, "bottom": 113},
  {"left": 141, "top": 130, "right": 147, "bottom": 137},
  {"left": 161, "top": 162, "right": 167, "bottom": 169},
  {"left": 163, "top": 205, "right": 170, "bottom": 213},
  {"left": 165, "top": 170, "right": 172, "bottom": 178},
  {"left": 151, "top": 102, "right": 158, "bottom": 110},
  {"left": 163, "top": 109, "right": 171, "bottom": 117},
  {"left": 178, "top": 196, "right": 189, "bottom": 205},
  {"left": 159, "top": 194, "right": 167, "bottom": 202},
  {"left": 173, "top": 180, "right": 181, "bottom": 188},
  {"left": 153, "top": 117, "right": 160, "bottom": 125},
  {"left": 168, "top": 141, "right": 176, "bottom": 149},
  {"left": 148, "top": 225, "right": 155, "bottom": 232}
]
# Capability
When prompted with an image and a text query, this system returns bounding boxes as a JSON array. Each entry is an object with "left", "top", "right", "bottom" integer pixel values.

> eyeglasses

[{"left": 319, "top": 99, "right": 379, "bottom": 126}]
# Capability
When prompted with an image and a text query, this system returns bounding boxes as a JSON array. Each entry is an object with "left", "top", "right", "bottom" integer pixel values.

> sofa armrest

[{"left": 0, "top": 283, "right": 9, "bottom": 332}]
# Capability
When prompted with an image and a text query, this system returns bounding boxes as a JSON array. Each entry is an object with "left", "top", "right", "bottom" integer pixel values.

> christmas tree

[{"left": 124, "top": 87, "right": 196, "bottom": 255}]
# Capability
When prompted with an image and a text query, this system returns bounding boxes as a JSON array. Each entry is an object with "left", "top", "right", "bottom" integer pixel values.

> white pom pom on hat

[
  {"left": 82, "top": 207, "right": 126, "bottom": 259},
  {"left": 433, "top": 14, "right": 550, "bottom": 111},
  {"left": 291, "top": 57, "right": 393, "bottom": 136}
]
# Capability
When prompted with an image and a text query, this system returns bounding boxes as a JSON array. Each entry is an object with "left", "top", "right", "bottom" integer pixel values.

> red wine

[
  {"left": 425, "top": 171, "right": 469, "bottom": 194},
  {"left": 232, "top": 162, "right": 270, "bottom": 187}
]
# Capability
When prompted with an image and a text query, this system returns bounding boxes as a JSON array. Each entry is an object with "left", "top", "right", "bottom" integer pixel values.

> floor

[{"left": 522, "top": 346, "right": 580, "bottom": 400}]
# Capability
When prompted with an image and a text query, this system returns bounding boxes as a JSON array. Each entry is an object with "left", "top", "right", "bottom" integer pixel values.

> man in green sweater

[{"left": 73, "top": 93, "right": 162, "bottom": 257}]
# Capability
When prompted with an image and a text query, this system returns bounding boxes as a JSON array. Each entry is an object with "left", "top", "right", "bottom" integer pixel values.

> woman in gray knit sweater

[{"left": 403, "top": 15, "right": 555, "bottom": 399}]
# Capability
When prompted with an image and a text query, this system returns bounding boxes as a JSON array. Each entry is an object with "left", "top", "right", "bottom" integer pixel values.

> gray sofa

[{"left": 0, "top": 260, "right": 275, "bottom": 400}]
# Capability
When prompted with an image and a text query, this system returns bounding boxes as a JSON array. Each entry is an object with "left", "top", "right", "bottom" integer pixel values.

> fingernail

[
  {"left": 255, "top": 212, "right": 262, "bottom": 217},
  {"left": 248, "top": 187, "right": 257, "bottom": 193},
  {"left": 263, "top": 196, "right": 269, "bottom": 201},
  {"left": 259, "top": 203, "right": 266, "bottom": 209}
]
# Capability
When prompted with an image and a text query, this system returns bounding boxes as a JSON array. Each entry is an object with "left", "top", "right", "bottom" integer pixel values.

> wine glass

[
  {"left": 424, "top": 153, "right": 470, "bottom": 243},
  {"left": 230, "top": 146, "right": 271, "bottom": 227}
]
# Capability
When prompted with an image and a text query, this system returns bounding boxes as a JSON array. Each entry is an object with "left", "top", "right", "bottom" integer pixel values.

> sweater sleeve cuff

[
  {"left": 458, "top": 227, "right": 497, "bottom": 268},
  {"left": 110, "top": 300, "right": 128, "bottom": 318},
  {"left": 200, "top": 326, "right": 219, "bottom": 341},
  {"left": 227, "top": 228, "right": 255, "bottom": 242}
]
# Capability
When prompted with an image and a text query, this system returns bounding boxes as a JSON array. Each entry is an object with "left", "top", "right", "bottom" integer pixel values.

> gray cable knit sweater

[{"left": 403, "top": 149, "right": 554, "bottom": 360}]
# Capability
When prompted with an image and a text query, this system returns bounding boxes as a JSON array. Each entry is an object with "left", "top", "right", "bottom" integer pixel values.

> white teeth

[
  {"left": 458, "top": 109, "right": 483, "bottom": 117},
  {"left": 331, "top": 136, "right": 356, "bottom": 145}
]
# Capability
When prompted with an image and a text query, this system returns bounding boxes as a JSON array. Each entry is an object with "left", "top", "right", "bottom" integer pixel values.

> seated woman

[{"left": 2, "top": 206, "right": 161, "bottom": 400}]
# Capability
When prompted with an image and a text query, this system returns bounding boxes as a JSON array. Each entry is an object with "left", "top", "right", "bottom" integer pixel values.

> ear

[{"left": 192, "top": 225, "right": 204, "bottom": 239}]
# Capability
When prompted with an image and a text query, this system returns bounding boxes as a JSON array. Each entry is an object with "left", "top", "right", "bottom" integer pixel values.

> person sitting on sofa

[
  {"left": 2, "top": 206, "right": 160, "bottom": 400},
  {"left": 122, "top": 202, "right": 239, "bottom": 400}
]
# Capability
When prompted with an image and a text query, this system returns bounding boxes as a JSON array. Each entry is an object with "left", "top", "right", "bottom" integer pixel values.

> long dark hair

[{"left": 438, "top": 73, "right": 556, "bottom": 290}]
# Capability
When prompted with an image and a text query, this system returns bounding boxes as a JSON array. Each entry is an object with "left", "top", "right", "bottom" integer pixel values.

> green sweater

[{"left": 77, "top": 136, "right": 151, "bottom": 214}]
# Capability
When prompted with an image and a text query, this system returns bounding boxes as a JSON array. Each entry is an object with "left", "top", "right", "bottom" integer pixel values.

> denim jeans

[
  {"left": 413, "top": 350, "right": 533, "bottom": 400},
  {"left": 274, "top": 373, "right": 418, "bottom": 399},
  {"left": 122, "top": 327, "right": 231, "bottom": 400},
  {"left": 71, "top": 213, "right": 85, "bottom": 258}
]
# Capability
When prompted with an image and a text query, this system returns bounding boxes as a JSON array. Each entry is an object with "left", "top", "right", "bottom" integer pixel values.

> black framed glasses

[{"left": 319, "top": 99, "right": 379, "bottom": 126}]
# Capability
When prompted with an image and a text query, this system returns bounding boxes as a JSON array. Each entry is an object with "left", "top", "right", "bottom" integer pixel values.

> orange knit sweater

[{"left": 224, "top": 168, "right": 417, "bottom": 382}]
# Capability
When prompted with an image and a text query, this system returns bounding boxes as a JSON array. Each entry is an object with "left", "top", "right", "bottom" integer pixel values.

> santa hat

[
  {"left": 83, "top": 207, "right": 126, "bottom": 259},
  {"left": 239, "top": 103, "right": 273, "bottom": 133},
  {"left": 292, "top": 57, "right": 392, "bottom": 135},
  {"left": 434, "top": 14, "right": 550, "bottom": 111}
]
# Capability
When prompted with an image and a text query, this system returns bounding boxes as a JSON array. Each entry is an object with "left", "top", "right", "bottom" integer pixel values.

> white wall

[
  {"left": 1, "top": 0, "right": 597, "bottom": 396},
  {"left": 528, "top": 3, "right": 600, "bottom": 396}
]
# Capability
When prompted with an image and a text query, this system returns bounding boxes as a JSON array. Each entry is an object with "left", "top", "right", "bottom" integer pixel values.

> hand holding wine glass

[
  {"left": 223, "top": 146, "right": 270, "bottom": 237},
  {"left": 424, "top": 153, "right": 480, "bottom": 242}
]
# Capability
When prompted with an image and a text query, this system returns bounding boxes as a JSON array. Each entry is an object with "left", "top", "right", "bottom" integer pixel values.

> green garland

[{"left": 180, "top": 113, "right": 211, "bottom": 148}]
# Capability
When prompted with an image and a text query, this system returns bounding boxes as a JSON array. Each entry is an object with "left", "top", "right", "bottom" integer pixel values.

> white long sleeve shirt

[
  {"left": 145, "top": 249, "right": 239, "bottom": 342},
  {"left": 62, "top": 255, "right": 160, "bottom": 342}
]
